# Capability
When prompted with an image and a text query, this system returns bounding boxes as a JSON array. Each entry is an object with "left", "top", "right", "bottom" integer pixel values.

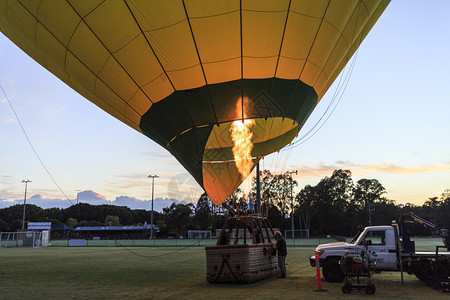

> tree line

[
  {"left": 258, "top": 169, "right": 450, "bottom": 237},
  {"left": 0, "top": 169, "right": 448, "bottom": 238}
]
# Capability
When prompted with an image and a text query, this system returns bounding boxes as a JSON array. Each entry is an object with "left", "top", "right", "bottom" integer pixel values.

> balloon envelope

[{"left": 0, "top": 0, "right": 389, "bottom": 205}]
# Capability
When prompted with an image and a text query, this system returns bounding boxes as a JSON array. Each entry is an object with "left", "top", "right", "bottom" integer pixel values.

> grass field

[{"left": 0, "top": 239, "right": 448, "bottom": 299}]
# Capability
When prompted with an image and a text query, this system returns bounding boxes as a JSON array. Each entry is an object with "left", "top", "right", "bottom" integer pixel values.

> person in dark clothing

[
  {"left": 218, "top": 229, "right": 230, "bottom": 245},
  {"left": 254, "top": 228, "right": 262, "bottom": 244},
  {"left": 273, "top": 231, "right": 287, "bottom": 278}
]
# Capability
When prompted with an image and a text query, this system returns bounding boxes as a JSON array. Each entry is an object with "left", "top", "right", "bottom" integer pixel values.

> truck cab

[
  {"left": 352, "top": 226, "right": 397, "bottom": 270},
  {"left": 310, "top": 226, "right": 399, "bottom": 282}
]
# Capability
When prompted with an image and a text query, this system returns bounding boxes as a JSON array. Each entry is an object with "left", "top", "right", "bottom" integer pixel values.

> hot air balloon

[{"left": 0, "top": 0, "right": 390, "bottom": 205}]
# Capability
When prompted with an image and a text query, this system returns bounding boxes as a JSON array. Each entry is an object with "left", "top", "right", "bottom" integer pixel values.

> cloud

[
  {"left": 114, "top": 173, "right": 148, "bottom": 180},
  {"left": 0, "top": 190, "right": 187, "bottom": 212},
  {"left": 1, "top": 116, "right": 16, "bottom": 124},
  {"left": 294, "top": 161, "right": 450, "bottom": 178},
  {"left": 0, "top": 194, "right": 74, "bottom": 209},
  {"left": 138, "top": 150, "right": 172, "bottom": 158},
  {"left": 352, "top": 163, "right": 450, "bottom": 174},
  {"left": 112, "top": 196, "right": 186, "bottom": 211},
  {"left": 107, "top": 171, "right": 203, "bottom": 203},
  {"left": 78, "top": 190, "right": 107, "bottom": 202},
  {"left": 283, "top": 162, "right": 348, "bottom": 178}
]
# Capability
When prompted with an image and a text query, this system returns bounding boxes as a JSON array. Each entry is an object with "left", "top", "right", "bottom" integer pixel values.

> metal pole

[
  {"left": 285, "top": 171, "right": 298, "bottom": 240},
  {"left": 291, "top": 176, "right": 294, "bottom": 240},
  {"left": 148, "top": 175, "right": 159, "bottom": 239},
  {"left": 255, "top": 161, "right": 261, "bottom": 214},
  {"left": 76, "top": 190, "right": 81, "bottom": 204},
  {"left": 21, "top": 180, "right": 31, "bottom": 230}
]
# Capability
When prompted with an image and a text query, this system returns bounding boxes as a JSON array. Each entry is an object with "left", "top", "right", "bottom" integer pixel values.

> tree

[
  {"left": 304, "top": 170, "right": 354, "bottom": 235},
  {"left": 44, "top": 207, "right": 64, "bottom": 224},
  {"left": 0, "top": 218, "right": 8, "bottom": 232},
  {"left": 162, "top": 203, "right": 194, "bottom": 238},
  {"left": 252, "top": 169, "right": 275, "bottom": 215},
  {"left": 354, "top": 178, "right": 386, "bottom": 226},
  {"left": 105, "top": 215, "right": 121, "bottom": 226},
  {"left": 9, "top": 219, "right": 23, "bottom": 232},
  {"left": 270, "top": 173, "right": 297, "bottom": 217},
  {"left": 295, "top": 185, "right": 319, "bottom": 231},
  {"left": 66, "top": 218, "right": 77, "bottom": 228},
  {"left": 193, "top": 193, "right": 212, "bottom": 229},
  {"left": 251, "top": 171, "right": 297, "bottom": 218},
  {"left": 222, "top": 188, "right": 244, "bottom": 213}
]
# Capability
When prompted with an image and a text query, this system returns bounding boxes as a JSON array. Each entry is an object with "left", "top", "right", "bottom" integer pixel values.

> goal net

[
  {"left": 188, "top": 230, "right": 211, "bottom": 239},
  {"left": 0, "top": 231, "right": 50, "bottom": 248},
  {"left": 284, "top": 229, "right": 310, "bottom": 239}
]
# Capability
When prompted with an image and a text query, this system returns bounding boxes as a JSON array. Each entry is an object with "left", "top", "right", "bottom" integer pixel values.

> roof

[
  {"left": 52, "top": 224, "right": 73, "bottom": 231},
  {"left": 74, "top": 225, "right": 158, "bottom": 231}
]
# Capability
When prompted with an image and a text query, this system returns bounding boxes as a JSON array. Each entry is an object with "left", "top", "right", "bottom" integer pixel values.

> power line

[
  {"left": 0, "top": 83, "right": 74, "bottom": 205},
  {"left": 283, "top": 47, "right": 360, "bottom": 151},
  {"left": 283, "top": 4, "right": 366, "bottom": 152},
  {"left": 116, "top": 238, "right": 207, "bottom": 258}
]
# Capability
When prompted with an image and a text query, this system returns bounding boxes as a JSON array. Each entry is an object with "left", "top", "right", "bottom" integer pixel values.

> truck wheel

[
  {"left": 342, "top": 283, "right": 352, "bottom": 294},
  {"left": 433, "top": 261, "right": 449, "bottom": 279},
  {"left": 414, "top": 260, "right": 432, "bottom": 281},
  {"left": 323, "top": 258, "right": 345, "bottom": 282},
  {"left": 365, "top": 284, "right": 376, "bottom": 295}
]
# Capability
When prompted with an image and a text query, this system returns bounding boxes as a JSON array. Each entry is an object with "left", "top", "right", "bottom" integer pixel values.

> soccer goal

[
  {"left": 0, "top": 231, "right": 50, "bottom": 248},
  {"left": 284, "top": 229, "right": 310, "bottom": 239},
  {"left": 188, "top": 230, "right": 211, "bottom": 239}
]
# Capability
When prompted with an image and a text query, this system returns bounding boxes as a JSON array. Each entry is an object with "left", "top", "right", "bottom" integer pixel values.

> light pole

[
  {"left": 21, "top": 180, "right": 31, "bottom": 230},
  {"left": 76, "top": 190, "right": 81, "bottom": 204},
  {"left": 148, "top": 175, "right": 159, "bottom": 239},
  {"left": 286, "top": 170, "right": 298, "bottom": 240}
]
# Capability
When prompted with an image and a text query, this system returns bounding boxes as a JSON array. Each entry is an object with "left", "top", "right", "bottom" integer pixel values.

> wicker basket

[{"left": 205, "top": 243, "right": 280, "bottom": 283}]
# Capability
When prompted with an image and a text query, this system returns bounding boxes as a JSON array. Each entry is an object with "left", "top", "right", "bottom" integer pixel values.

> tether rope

[
  {"left": 115, "top": 238, "right": 208, "bottom": 258},
  {"left": 1, "top": 83, "right": 74, "bottom": 205}
]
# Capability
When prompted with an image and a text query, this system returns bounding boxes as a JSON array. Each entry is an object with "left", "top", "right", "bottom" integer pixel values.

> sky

[{"left": 1, "top": 1, "right": 449, "bottom": 211}]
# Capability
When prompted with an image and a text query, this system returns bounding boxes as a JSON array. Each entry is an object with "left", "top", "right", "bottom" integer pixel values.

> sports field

[{"left": 0, "top": 238, "right": 448, "bottom": 299}]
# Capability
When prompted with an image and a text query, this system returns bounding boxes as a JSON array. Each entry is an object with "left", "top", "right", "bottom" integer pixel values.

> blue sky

[{"left": 1, "top": 1, "right": 449, "bottom": 210}]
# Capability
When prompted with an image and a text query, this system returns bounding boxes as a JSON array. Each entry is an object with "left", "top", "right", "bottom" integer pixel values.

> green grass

[{"left": 0, "top": 239, "right": 448, "bottom": 299}]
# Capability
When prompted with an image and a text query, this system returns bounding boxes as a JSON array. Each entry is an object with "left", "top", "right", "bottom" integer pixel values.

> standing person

[
  {"left": 218, "top": 229, "right": 230, "bottom": 245},
  {"left": 273, "top": 231, "right": 287, "bottom": 278}
]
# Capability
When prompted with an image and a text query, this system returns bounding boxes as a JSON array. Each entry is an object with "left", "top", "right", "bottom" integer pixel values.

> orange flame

[{"left": 230, "top": 119, "right": 255, "bottom": 178}]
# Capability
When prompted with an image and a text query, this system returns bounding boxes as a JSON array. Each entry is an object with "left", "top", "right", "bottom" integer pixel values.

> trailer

[{"left": 309, "top": 212, "right": 450, "bottom": 291}]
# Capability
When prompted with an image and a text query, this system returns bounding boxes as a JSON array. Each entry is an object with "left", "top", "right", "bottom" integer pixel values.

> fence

[
  {"left": 48, "top": 236, "right": 342, "bottom": 247},
  {"left": 50, "top": 238, "right": 217, "bottom": 247}
]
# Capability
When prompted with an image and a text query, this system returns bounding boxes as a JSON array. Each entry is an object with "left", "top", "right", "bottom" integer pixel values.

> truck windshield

[
  {"left": 355, "top": 230, "right": 386, "bottom": 246},
  {"left": 350, "top": 226, "right": 365, "bottom": 244},
  {"left": 351, "top": 231, "right": 365, "bottom": 245}
]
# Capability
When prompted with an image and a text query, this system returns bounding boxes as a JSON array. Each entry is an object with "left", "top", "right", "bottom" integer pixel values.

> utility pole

[
  {"left": 255, "top": 162, "right": 261, "bottom": 214},
  {"left": 76, "top": 190, "right": 81, "bottom": 204},
  {"left": 148, "top": 175, "right": 159, "bottom": 239},
  {"left": 285, "top": 170, "right": 298, "bottom": 240},
  {"left": 21, "top": 180, "right": 31, "bottom": 230}
]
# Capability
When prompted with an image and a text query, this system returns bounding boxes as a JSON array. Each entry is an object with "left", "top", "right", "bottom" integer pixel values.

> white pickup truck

[{"left": 310, "top": 221, "right": 450, "bottom": 283}]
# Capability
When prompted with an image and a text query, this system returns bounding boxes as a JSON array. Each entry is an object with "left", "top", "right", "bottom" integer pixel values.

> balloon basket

[
  {"left": 206, "top": 213, "right": 280, "bottom": 283},
  {"left": 205, "top": 243, "right": 279, "bottom": 283}
]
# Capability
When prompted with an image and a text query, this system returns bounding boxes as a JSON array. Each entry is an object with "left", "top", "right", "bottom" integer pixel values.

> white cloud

[
  {"left": 0, "top": 190, "right": 186, "bottom": 212},
  {"left": 291, "top": 161, "right": 450, "bottom": 178}
]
